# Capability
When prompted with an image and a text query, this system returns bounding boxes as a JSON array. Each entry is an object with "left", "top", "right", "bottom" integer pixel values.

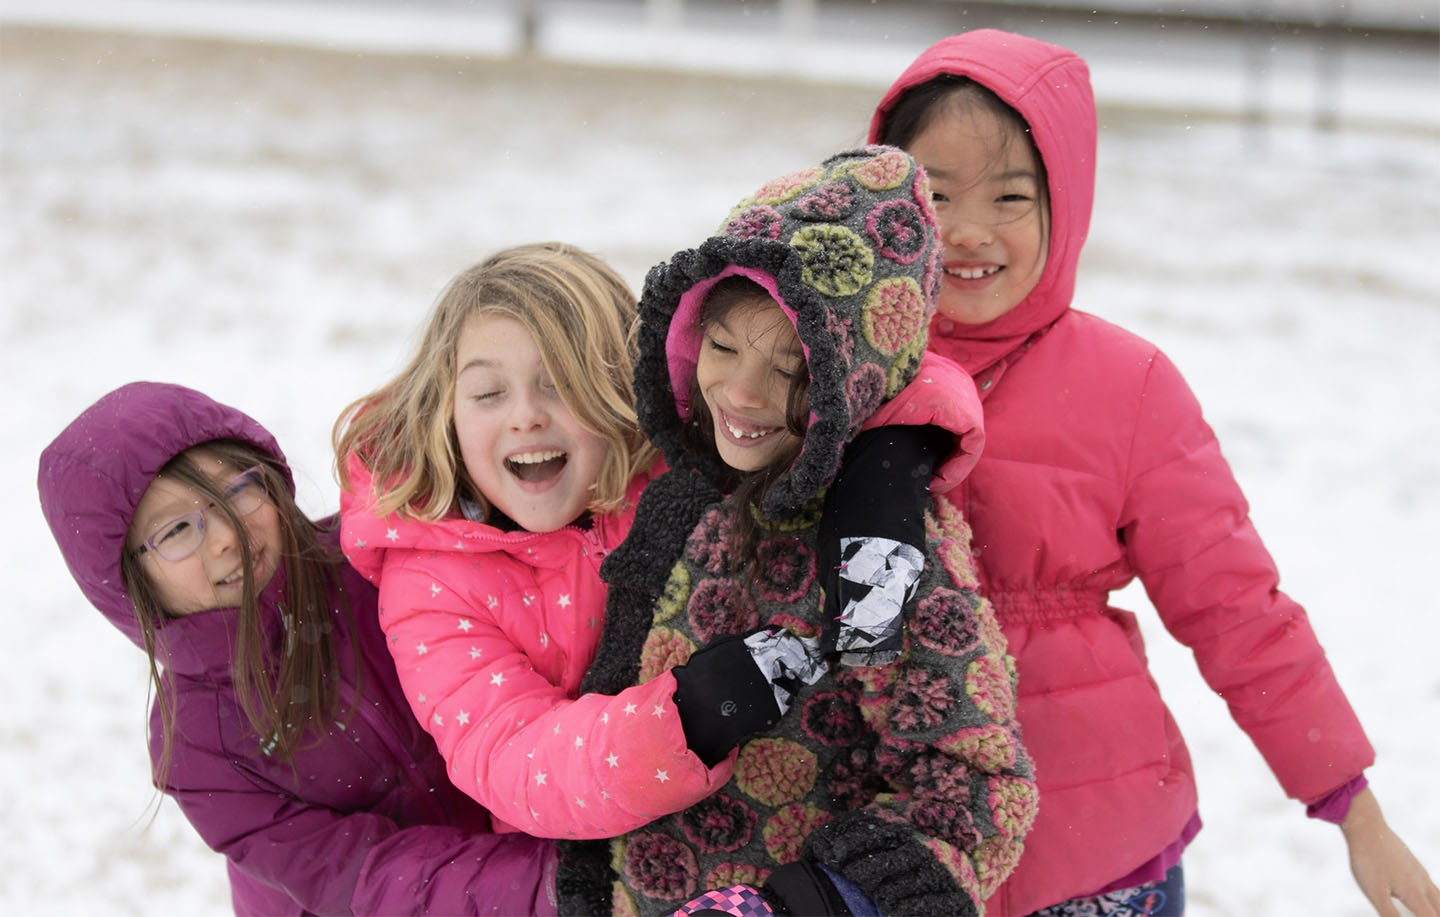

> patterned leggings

[{"left": 1025, "top": 864, "right": 1185, "bottom": 916}]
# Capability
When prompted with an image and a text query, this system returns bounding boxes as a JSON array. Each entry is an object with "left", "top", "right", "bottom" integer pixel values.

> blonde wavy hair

[{"left": 334, "top": 242, "right": 657, "bottom": 522}]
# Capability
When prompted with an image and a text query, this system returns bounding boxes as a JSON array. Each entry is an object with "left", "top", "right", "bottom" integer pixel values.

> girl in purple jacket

[{"left": 37, "top": 381, "right": 556, "bottom": 916}]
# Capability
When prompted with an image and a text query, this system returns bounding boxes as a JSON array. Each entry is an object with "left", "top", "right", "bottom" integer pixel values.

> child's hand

[{"left": 1342, "top": 788, "right": 1440, "bottom": 917}]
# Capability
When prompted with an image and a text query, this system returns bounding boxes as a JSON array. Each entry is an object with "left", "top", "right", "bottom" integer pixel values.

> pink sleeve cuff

[{"left": 1305, "top": 774, "right": 1368, "bottom": 824}]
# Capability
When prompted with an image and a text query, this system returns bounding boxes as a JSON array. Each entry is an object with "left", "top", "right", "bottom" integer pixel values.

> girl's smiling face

[
  {"left": 907, "top": 101, "right": 1050, "bottom": 326},
  {"left": 452, "top": 312, "right": 609, "bottom": 532},
  {"left": 695, "top": 296, "right": 807, "bottom": 473},
  {"left": 128, "top": 449, "right": 283, "bottom": 616}
]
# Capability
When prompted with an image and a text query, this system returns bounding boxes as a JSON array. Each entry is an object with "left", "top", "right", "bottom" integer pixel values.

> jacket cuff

[{"left": 1305, "top": 773, "right": 1368, "bottom": 824}]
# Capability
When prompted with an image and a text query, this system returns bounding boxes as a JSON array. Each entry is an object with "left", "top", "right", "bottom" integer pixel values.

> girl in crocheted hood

[
  {"left": 37, "top": 382, "right": 554, "bottom": 916},
  {"left": 871, "top": 28, "right": 1439, "bottom": 917},
  {"left": 563, "top": 146, "right": 1035, "bottom": 917}
]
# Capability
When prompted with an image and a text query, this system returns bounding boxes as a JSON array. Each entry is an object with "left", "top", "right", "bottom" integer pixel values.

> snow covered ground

[{"left": 2, "top": 5, "right": 1437, "bottom": 915}]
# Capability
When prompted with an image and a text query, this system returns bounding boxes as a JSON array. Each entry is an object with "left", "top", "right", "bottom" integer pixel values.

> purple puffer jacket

[{"left": 37, "top": 382, "right": 557, "bottom": 916}]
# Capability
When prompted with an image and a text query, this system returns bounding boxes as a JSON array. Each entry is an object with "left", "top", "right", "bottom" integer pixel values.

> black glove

[
  {"left": 818, "top": 424, "right": 950, "bottom": 665},
  {"left": 672, "top": 627, "right": 828, "bottom": 767}
]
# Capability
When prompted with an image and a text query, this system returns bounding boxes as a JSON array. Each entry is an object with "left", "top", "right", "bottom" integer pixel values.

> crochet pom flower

[
  {"left": 909, "top": 752, "right": 974, "bottom": 801},
  {"left": 800, "top": 690, "right": 866, "bottom": 746},
  {"left": 865, "top": 200, "right": 929, "bottom": 266},
  {"left": 938, "top": 536, "right": 982, "bottom": 591},
  {"left": 923, "top": 837, "right": 982, "bottom": 903},
  {"left": 891, "top": 666, "right": 955, "bottom": 733},
  {"left": 987, "top": 776, "right": 1039, "bottom": 840},
  {"left": 652, "top": 561, "right": 691, "bottom": 624},
  {"left": 791, "top": 224, "right": 874, "bottom": 298},
  {"left": 974, "top": 835, "right": 1025, "bottom": 899},
  {"left": 824, "top": 309, "right": 856, "bottom": 369},
  {"left": 762, "top": 803, "right": 831, "bottom": 864},
  {"left": 686, "top": 578, "right": 758, "bottom": 644},
  {"left": 936, "top": 724, "right": 1019, "bottom": 775},
  {"left": 735, "top": 737, "right": 818, "bottom": 807},
  {"left": 844, "top": 363, "right": 887, "bottom": 432},
  {"left": 823, "top": 745, "right": 885, "bottom": 811},
  {"left": 909, "top": 796, "right": 983, "bottom": 853},
  {"left": 885, "top": 334, "right": 925, "bottom": 398},
  {"left": 753, "top": 166, "right": 824, "bottom": 204},
  {"left": 793, "top": 181, "right": 857, "bottom": 220},
  {"left": 965, "top": 653, "right": 1015, "bottom": 722},
  {"left": 912, "top": 587, "right": 981, "bottom": 657},
  {"left": 686, "top": 507, "right": 739, "bottom": 576},
  {"left": 681, "top": 792, "right": 759, "bottom": 853},
  {"left": 722, "top": 204, "right": 784, "bottom": 240},
  {"left": 862, "top": 276, "right": 927, "bottom": 356},
  {"left": 705, "top": 862, "right": 771, "bottom": 891},
  {"left": 844, "top": 149, "right": 911, "bottom": 191},
  {"left": 639, "top": 627, "right": 698, "bottom": 684},
  {"left": 621, "top": 831, "right": 699, "bottom": 902},
  {"left": 753, "top": 537, "right": 816, "bottom": 603}
]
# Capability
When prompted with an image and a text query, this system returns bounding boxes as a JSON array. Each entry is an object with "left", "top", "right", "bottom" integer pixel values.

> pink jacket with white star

[{"left": 340, "top": 457, "right": 735, "bottom": 838}]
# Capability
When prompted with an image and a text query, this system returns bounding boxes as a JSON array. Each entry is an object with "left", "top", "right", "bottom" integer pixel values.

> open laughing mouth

[
  {"left": 720, "top": 411, "right": 781, "bottom": 444},
  {"left": 947, "top": 264, "right": 1002, "bottom": 280},
  {"left": 505, "top": 449, "right": 568, "bottom": 483}
]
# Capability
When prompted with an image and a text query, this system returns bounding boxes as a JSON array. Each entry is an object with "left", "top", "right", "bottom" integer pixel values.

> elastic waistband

[{"left": 987, "top": 589, "right": 1109, "bottom": 624}]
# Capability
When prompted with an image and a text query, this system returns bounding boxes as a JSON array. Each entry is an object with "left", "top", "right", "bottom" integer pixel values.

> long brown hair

[
  {"left": 334, "top": 241, "right": 657, "bottom": 523},
  {"left": 680, "top": 276, "right": 811, "bottom": 557},
  {"left": 121, "top": 440, "right": 359, "bottom": 784}
]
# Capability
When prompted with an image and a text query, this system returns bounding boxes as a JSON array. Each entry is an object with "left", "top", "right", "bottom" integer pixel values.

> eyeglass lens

[{"left": 142, "top": 466, "right": 268, "bottom": 562}]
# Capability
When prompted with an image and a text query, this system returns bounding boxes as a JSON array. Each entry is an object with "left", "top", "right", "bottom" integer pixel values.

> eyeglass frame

[{"left": 131, "top": 465, "right": 270, "bottom": 562}]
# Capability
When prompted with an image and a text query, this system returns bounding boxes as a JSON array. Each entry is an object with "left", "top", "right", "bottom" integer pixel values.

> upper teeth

[
  {"left": 949, "top": 265, "right": 1001, "bottom": 279},
  {"left": 725, "top": 419, "right": 774, "bottom": 440},
  {"left": 510, "top": 450, "right": 565, "bottom": 464},
  {"left": 220, "top": 570, "right": 243, "bottom": 585}
]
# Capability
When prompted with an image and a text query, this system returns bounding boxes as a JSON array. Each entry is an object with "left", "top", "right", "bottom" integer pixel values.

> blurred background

[{"left": 3, "top": 1, "right": 1437, "bottom": 914}]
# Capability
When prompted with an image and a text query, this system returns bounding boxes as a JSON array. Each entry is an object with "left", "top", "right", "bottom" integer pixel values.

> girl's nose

[
  {"left": 725, "top": 364, "right": 771, "bottom": 409},
  {"left": 205, "top": 509, "right": 243, "bottom": 554},
  {"left": 507, "top": 389, "right": 548, "bottom": 431},
  {"left": 943, "top": 214, "right": 995, "bottom": 251}
]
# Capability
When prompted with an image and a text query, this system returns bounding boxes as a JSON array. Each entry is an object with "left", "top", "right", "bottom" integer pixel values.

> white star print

[
  {"left": 601, "top": 789, "right": 611, "bottom": 800},
  {"left": 433, "top": 713, "right": 443, "bottom": 726},
  {"left": 652, "top": 704, "right": 665, "bottom": 718},
  {"left": 430, "top": 582, "right": 442, "bottom": 597},
  {"left": 456, "top": 710, "right": 470, "bottom": 725},
  {"left": 623, "top": 703, "right": 637, "bottom": 717},
  {"left": 385, "top": 528, "right": 399, "bottom": 542},
  {"left": 522, "top": 594, "right": 534, "bottom": 607},
  {"left": 457, "top": 618, "right": 472, "bottom": 632},
  {"left": 535, "top": 772, "right": 547, "bottom": 786},
  {"left": 355, "top": 538, "right": 367, "bottom": 548},
  {"left": 416, "top": 642, "right": 428, "bottom": 655},
  {"left": 606, "top": 753, "right": 619, "bottom": 768},
  {"left": 540, "top": 632, "right": 549, "bottom": 647},
  {"left": 469, "top": 646, "right": 482, "bottom": 659},
  {"left": 655, "top": 769, "right": 670, "bottom": 783},
  {"left": 575, "top": 797, "right": 587, "bottom": 808},
  {"left": 490, "top": 672, "right": 505, "bottom": 687},
  {"left": 553, "top": 722, "right": 562, "bottom": 735},
  {"left": 574, "top": 736, "right": 584, "bottom": 748},
  {"left": 558, "top": 594, "right": 572, "bottom": 608},
  {"left": 488, "top": 595, "right": 499, "bottom": 609},
  {"left": 600, "top": 712, "right": 609, "bottom": 725}
]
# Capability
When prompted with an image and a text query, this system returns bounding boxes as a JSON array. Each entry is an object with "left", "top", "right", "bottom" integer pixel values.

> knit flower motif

[
  {"left": 681, "top": 792, "right": 759, "bottom": 853},
  {"left": 791, "top": 224, "right": 874, "bottom": 298},
  {"left": 824, "top": 309, "right": 856, "bottom": 369},
  {"left": 844, "top": 363, "right": 887, "bottom": 433},
  {"left": 639, "top": 627, "right": 698, "bottom": 684},
  {"left": 685, "top": 506, "right": 739, "bottom": 576},
  {"left": 735, "top": 737, "right": 818, "bottom": 807},
  {"left": 891, "top": 666, "right": 955, "bottom": 733},
  {"left": 823, "top": 744, "right": 884, "bottom": 811},
  {"left": 885, "top": 334, "right": 926, "bottom": 398},
  {"left": 762, "top": 803, "right": 831, "bottom": 864},
  {"left": 621, "top": 831, "right": 699, "bottom": 902},
  {"left": 851, "top": 148, "right": 913, "bottom": 190},
  {"left": 687, "top": 577, "right": 759, "bottom": 644},
  {"left": 938, "top": 536, "right": 982, "bottom": 591},
  {"left": 923, "top": 837, "right": 982, "bottom": 903},
  {"left": 793, "top": 181, "right": 857, "bottom": 220},
  {"left": 912, "top": 587, "right": 981, "bottom": 657},
  {"left": 753, "top": 537, "right": 816, "bottom": 603},
  {"left": 965, "top": 653, "right": 1015, "bottom": 722},
  {"left": 909, "top": 752, "right": 974, "bottom": 801},
  {"left": 872, "top": 736, "right": 928, "bottom": 783},
  {"left": 862, "top": 276, "right": 927, "bottom": 356},
  {"left": 865, "top": 200, "right": 929, "bottom": 266},
  {"left": 974, "top": 836, "right": 1025, "bottom": 899},
  {"left": 987, "top": 776, "right": 1039, "bottom": 840},
  {"left": 705, "top": 862, "right": 771, "bottom": 891},
  {"left": 753, "top": 166, "right": 825, "bottom": 204},
  {"left": 722, "top": 203, "right": 784, "bottom": 241},
  {"left": 909, "top": 796, "right": 983, "bottom": 853},
  {"left": 936, "top": 724, "right": 1019, "bottom": 775},
  {"left": 652, "top": 561, "right": 691, "bottom": 624},
  {"left": 800, "top": 690, "right": 866, "bottom": 746}
]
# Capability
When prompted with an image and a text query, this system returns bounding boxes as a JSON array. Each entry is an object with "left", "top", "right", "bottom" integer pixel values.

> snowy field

[{"left": 3, "top": 7, "right": 1438, "bottom": 916}]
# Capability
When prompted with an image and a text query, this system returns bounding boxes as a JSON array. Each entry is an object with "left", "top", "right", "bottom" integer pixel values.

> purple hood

[{"left": 38, "top": 381, "right": 292, "bottom": 649}]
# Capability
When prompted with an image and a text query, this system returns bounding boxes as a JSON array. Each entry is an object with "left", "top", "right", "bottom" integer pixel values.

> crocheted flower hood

[
  {"left": 636, "top": 145, "right": 943, "bottom": 519},
  {"left": 37, "top": 382, "right": 293, "bottom": 653}
]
